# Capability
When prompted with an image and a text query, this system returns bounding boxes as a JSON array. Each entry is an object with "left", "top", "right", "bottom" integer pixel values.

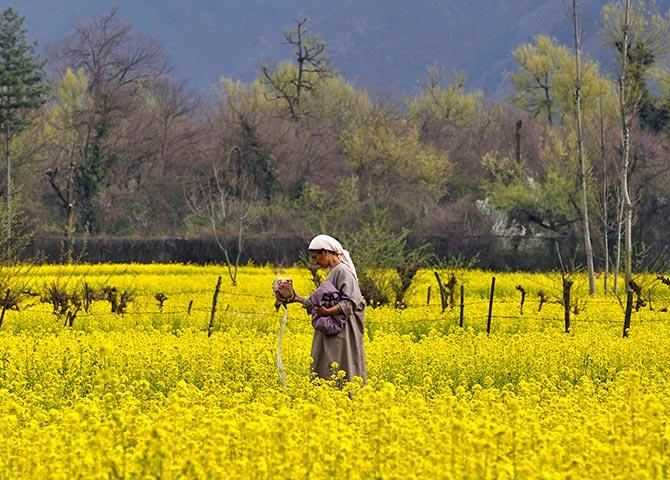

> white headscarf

[{"left": 308, "top": 234, "right": 358, "bottom": 281}]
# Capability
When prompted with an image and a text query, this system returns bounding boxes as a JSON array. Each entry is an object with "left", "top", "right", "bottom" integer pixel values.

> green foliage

[
  {"left": 482, "top": 128, "right": 579, "bottom": 234},
  {"left": 344, "top": 222, "right": 432, "bottom": 308},
  {"left": 77, "top": 121, "right": 112, "bottom": 233},
  {"left": 603, "top": 0, "right": 670, "bottom": 130},
  {"left": 50, "top": 62, "right": 114, "bottom": 233},
  {"left": 304, "top": 75, "right": 373, "bottom": 132},
  {"left": 299, "top": 185, "right": 432, "bottom": 307},
  {"left": 43, "top": 68, "right": 91, "bottom": 233},
  {"left": 510, "top": 35, "right": 613, "bottom": 124},
  {"left": 216, "top": 78, "right": 279, "bottom": 201},
  {"left": 646, "top": 66, "right": 670, "bottom": 130},
  {"left": 299, "top": 176, "right": 367, "bottom": 234},
  {"left": 341, "top": 112, "right": 450, "bottom": 226},
  {"left": 602, "top": 0, "right": 670, "bottom": 64},
  {"left": 409, "top": 67, "right": 483, "bottom": 134},
  {"left": 46, "top": 9, "right": 170, "bottom": 235},
  {"left": 218, "top": 76, "right": 272, "bottom": 118},
  {"left": 0, "top": 193, "right": 39, "bottom": 313},
  {"left": 0, "top": 193, "right": 34, "bottom": 264},
  {"left": 237, "top": 118, "right": 277, "bottom": 200},
  {"left": 0, "top": 7, "right": 47, "bottom": 135},
  {"left": 44, "top": 68, "right": 91, "bottom": 164},
  {"left": 0, "top": 7, "right": 47, "bottom": 242}
]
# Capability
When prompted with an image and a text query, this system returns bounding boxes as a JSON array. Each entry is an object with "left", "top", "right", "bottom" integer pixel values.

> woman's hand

[
  {"left": 290, "top": 293, "right": 302, "bottom": 304},
  {"left": 315, "top": 305, "right": 340, "bottom": 316}
]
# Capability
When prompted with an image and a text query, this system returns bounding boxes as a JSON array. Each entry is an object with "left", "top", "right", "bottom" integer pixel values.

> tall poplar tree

[
  {"left": 0, "top": 7, "right": 47, "bottom": 238},
  {"left": 572, "top": 0, "right": 596, "bottom": 295}
]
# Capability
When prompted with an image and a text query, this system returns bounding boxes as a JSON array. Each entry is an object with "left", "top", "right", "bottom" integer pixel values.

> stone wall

[{"left": 25, "top": 234, "right": 587, "bottom": 271}]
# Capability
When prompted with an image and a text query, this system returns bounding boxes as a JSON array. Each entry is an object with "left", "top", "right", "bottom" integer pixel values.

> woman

[{"left": 290, "top": 234, "right": 367, "bottom": 383}]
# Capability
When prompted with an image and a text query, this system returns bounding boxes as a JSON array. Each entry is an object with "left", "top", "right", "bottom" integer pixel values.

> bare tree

[
  {"left": 104, "top": 78, "right": 204, "bottom": 235},
  {"left": 261, "top": 15, "right": 333, "bottom": 120},
  {"left": 46, "top": 159, "right": 79, "bottom": 262},
  {"left": 43, "top": 68, "right": 92, "bottom": 261},
  {"left": 186, "top": 146, "right": 259, "bottom": 286},
  {"left": 50, "top": 8, "right": 167, "bottom": 106},
  {"left": 603, "top": 0, "right": 670, "bottom": 291},
  {"left": 47, "top": 8, "right": 168, "bottom": 232},
  {"left": 593, "top": 96, "right": 613, "bottom": 293}
]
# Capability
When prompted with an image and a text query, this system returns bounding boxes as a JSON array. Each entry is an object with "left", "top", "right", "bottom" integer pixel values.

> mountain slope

[{"left": 10, "top": 0, "right": 670, "bottom": 95}]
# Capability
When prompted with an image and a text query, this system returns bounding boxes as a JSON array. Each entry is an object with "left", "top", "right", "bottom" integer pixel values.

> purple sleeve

[
  {"left": 331, "top": 268, "right": 358, "bottom": 316},
  {"left": 302, "top": 297, "right": 313, "bottom": 314}
]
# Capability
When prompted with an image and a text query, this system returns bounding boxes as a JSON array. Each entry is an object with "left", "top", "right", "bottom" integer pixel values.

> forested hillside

[{"left": 3, "top": 2, "right": 670, "bottom": 269}]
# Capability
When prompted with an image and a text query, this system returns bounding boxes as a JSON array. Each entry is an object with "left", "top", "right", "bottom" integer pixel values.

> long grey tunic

[{"left": 305, "top": 263, "right": 367, "bottom": 383}]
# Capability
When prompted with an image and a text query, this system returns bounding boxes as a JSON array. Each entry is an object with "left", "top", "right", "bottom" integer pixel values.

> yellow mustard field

[{"left": 1, "top": 264, "right": 669, "bottom": 479}]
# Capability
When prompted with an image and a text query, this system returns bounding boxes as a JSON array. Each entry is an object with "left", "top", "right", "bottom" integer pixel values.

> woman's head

[
  {"left": 307, "top": 234, "right": 358, "bottom": 280},
  {"left": 309, "top": 248, "right": 339, "bottom": 269},
  {"left": 308, "top": 234, "right": 343, "bottom": 253}
]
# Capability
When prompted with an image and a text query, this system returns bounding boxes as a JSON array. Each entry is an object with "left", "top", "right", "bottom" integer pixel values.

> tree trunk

[
  {"left": 66, "top": 162, "right": 75, "bottom": 263},
  {"left": 614, "top": 189, "right": 624, "bottom": 295},
  {"left": 618, "top": 0, "right": 633, "bottom": 289},
  {"left": 515, "top": 119, "right": 522, "bottom": 163},
  {"left": 544, "top": 80, "right": 553, "bottom": 125},
  {"left": 599, "top": 99, "right": 609, "bottom": 294},
  {"left": 573, "top": 0, "right": 596, "bottom": 295},
  {"left": 66, "top": 206, "right": 75, "bottom": 262},
  {"left": 604, "top": 229, "right": 610, "bottom": 294},
  {"left": 4, "top": 126, "right": 11, "bottom": 240}
]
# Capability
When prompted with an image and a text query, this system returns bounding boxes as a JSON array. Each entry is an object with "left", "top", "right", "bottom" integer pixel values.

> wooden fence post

[
  {"left": 434, "top": 272, "right": 447, "bottom": 313},
  {"left": 459, "top": 285, "right": 464, "bottom": 328},
  {"left": 487, "top": 277, "right": 495, "bottom": 335},
  {"left": 563, "top": 279, "right": 573, "bottom": 333},
  {"left": 623, "top": 289, "right": 633, "bottom": 338},
  {"left": 188, "top": 300, "right": 194, "bottom": 315},
  {"left": 208, "top": 276, "right": 222, "bottom": 337},
  {"left": 446, "top": 274, "right": 457, "bottom": 309},
  {"left": 0, "top": 289, "right": 10, "bottom": 329},
  {"left": 427, "top": 286, "right": 431, "bottom": 306},
  {"left": 515, "top": 285, "right": 526, "bottom": 316}
]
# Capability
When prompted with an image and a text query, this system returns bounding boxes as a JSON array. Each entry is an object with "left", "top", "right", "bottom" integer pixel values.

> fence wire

[{"left": 7, "top": 278, "right": 669, "bottom": 334}]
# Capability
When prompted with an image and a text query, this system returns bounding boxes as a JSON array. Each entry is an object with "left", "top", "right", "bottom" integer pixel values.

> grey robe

[{"left": 305, "top": 263, "right": 367, "bottom": 383}]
